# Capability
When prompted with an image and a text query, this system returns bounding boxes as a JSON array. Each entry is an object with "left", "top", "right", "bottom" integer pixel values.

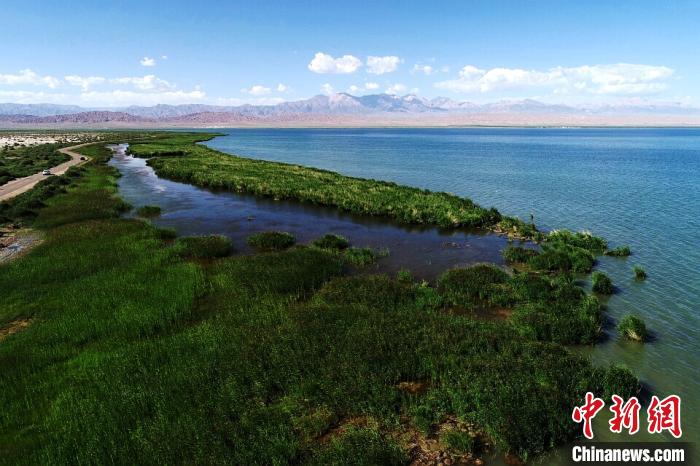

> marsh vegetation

[{"left": 0, "top": 133, "right": 642, "bottom": 464}]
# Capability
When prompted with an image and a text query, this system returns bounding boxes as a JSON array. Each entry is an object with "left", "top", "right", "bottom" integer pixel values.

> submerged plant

[
  {"left": 617, "top": 314, "right": 647, "bottom": 342},
  {"left": 591, "top": 271, "right": 613, "bottom": 295},
  {"left": 247, "top": 231, "right": 296, "bottom": 251}
]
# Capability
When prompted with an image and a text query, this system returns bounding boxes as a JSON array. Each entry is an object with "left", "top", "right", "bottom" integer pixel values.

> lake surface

[{"left": 203, "top": 128, "right": 700, "bottom": 446}]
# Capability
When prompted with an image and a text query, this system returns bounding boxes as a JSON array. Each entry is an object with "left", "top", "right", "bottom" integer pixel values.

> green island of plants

[
  {"left": 247, "top": 230, "right": 297, "bottom": 251},
  {"left": 617, "top": 314, "right": 648, "bottom": 342},
  {"left": 633, "top": 265, "right": 647, "bottom": 280},
  {"left": 592, "top": 271, "right": 614, "bottom": 295},
  {"left": 126, "top": 133, "right": 531, "bottom": 233},
  {"left": 0, "top": 133, "right": 641, "bottom": 464}
]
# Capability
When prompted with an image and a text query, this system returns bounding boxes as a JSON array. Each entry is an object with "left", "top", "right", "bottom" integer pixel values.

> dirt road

[{"left": 0, "top": 143, "right": 92, "bottom": 202}]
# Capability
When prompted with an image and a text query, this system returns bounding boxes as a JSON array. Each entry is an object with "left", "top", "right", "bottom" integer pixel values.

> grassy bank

[
  {"left": 128, "top": 133, "right": 503, "bottom": 229},
  {"left": 0, "top": 135, "right": 638, "bottom": 464}
]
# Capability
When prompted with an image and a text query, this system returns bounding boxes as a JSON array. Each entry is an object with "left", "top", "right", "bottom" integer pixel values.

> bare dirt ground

[
  {"left": 0, "top": 228, "right": 43, "bottom": 265},
  {"left": 0, "top": 318, "right": 33, "bottom": 342}
]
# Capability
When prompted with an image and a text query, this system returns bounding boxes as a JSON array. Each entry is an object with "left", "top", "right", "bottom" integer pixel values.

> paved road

[{"left": 0, "top": 143, "right": 92, "bottom": 202}]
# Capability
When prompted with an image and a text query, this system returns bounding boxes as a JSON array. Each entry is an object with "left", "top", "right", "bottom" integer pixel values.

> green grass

[
  {"left": 0, "top": 143, "right": 70, "bottom": 185},
  {"left": 173, "top": 234, "right": 233, "bottom": 259},
  {"left": 0, "top": 135, "right": 640, "bottom": 464},
  {"left": 633, "top": 265, "right": 647, "bottom": 280},
  {"left": 605, "top": 245, "right": 631, "bottom": 257},
  {"left": 343, "top": 246, "right": 387, "bottom": 266},
  {"left": 127, "top": 133, "right": 505, "bottom": 229},
  {"left": 247, "top": 230, "right": 297, "bottom": 251},
  {"left": 617, "top": 314, "right": 648, "bottom": 342},
  {"left": 591, "top": 271, "right": 614, "bottom": 295},
  {"left": 311, "top": 233, "right": 350, "bottom": 250},
  {"left": 136, "top": 204, "right": 162, "bottom": 217}
]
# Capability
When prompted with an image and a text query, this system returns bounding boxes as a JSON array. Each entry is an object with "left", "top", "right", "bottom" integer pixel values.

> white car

[{"left": 42, "top": 169, "right": 52, "bottom": 176}]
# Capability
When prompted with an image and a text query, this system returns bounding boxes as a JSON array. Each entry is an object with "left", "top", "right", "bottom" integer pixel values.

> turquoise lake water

[{"left": 204, "top": 128, "right": 700, "bottom": 446}]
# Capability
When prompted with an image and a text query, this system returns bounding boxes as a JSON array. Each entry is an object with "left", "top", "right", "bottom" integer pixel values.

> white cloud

[
  {"left": 366, "top": 56, "right": 401, "bottom": 75},
  {"left": 412, "top": 64, "right": 433, "bottom": 75},
  {"left": 64, "top": 75, "right": 106, "bottom": 91},
  {"left": 435, "top": 63, "right": 674, "bottom": 96},
  {"left": 110, "top": 75, "right": 175, "bottom": 91},
  {"left": 215, "top": 96, "right": 285, "bottom": 106},
  {"left": 0, "top": 69, "right": 60, "bottom": 88},
  {"left": 0, "top": 90, "right": 70, "bottom": 104},
  {"left": 140, "top": 56, "right": 156, "bottom": 67},
  {"left": 321, "top": 83, "right": 334, "bottom": 95},
  {"left": 277, "top": 83, "right": 288, "bottom": 92},
  {"left": 79, "top": 89, "right": 205, "bottom": 106},
  {"left": 386, "top": 83, "right": 408, "bottom": 95},
  {"left": 243, "top": 85, "right": 271, "bottom": 96},
  {"left": 308, "top": 52, "right": 362, "bottom": 74},
  {"left": 161, "top": 55, "right": 168, "bottom": 60},
  {"left": 348, "top": 82, "right": 381, "bottom": 94}
]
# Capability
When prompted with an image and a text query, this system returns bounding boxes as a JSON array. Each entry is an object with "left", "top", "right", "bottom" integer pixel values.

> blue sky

[{"left": 1, "top": 0, "right": 698, "bottom": 107}]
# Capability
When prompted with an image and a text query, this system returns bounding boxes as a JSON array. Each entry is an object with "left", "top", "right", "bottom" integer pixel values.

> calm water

[{"left": 204, "top": 128, "right": 700, "bottom": 447}]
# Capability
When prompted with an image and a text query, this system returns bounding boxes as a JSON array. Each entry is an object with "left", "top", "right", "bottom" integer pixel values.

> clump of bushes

[
  {"left": 308, "top": 427, "right": 406, "bottom": 466},
  {"left": 396, "top": 269, "right": 414, "bottom": 284},
  {"left": 591, "top": 271, "right": 613, "bottom": 295},
  {"left": 343, "top": 247, "right": 386, "bottom": 266},
  {"left": 174, "top": 235, "right": 233, "bottom": 259},
  {"left": 441, "top": 429, "right": 475, "bottom": 455},
  {"left": 618, "top": 314, "right": 647, "bottom": 342},
  {"left": 605, "top": 245, "right": 631, "bottom": 257},
  {"left": 311, "top": 233, "right": 350, "bottom": 250},
  {"left": 136, "top": 205, "right": 162, "bottom": 217},
  {"left": 247, "top": 231, "right": 296, "bottom": 251},
  {"left": 502, "top": 245, "right": 538, "bottom": 263},
  {"left": 547, "top": 229, "right": 607, "bottom": 252},
  {"left": 633, "top": 265, "right": 647, "bottom": 280},
  {"left": 154, "top": 227, "right": 177, "bottom": 240},
  {"left": 504, "top": 244, "right": 595, "bottom": 273},
  {"left": 438, "top": 264, "right": 510, "bottom": 308}
]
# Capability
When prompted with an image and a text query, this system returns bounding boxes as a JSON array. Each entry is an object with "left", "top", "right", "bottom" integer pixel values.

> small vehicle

[
  {"left": 42, "top": 169, "right": 52, "bottom": 176},
  {"left": 80, "top": 156, "right": 87, "bottom": 160}
]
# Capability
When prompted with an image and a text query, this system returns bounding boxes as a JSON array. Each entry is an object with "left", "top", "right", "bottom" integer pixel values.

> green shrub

[
  {"left": 618, "top": 314, "right": 647, "bottom": 342},
  {"left": 591, "top": 271, "right": 613, "bottom": 295},
  {"left": 247, "top": 231, "right": 296, "bottom": 251},
  {"left": 313, "top": 275, "right": 416, "bottom": 311},
  {"left": 308, "top": 427, "right": 406, "bottom": 466},
  {"left": 605, "top": 245, "right": 631, "bottom": 257},
  {"left": 311, "top": 233, "right": 350, "bottom": 250},
  {"left": 438, "top": 264, "right": 510, "bottom": 307},
  {"left": 633, "top": 265, "right": 647, "bottom": 280},
  {"left": 396, "top": 268, "right": 414, "bottom": 283},
  {"left": 502, "top": 245, "right": 538, "bottom": 263},
  {"left": 441, "top": 429, "right": 474, "bottom": 455},
  {"left": 136, "top": 205, "right": 162, "bottom": 217},
  {"left": 154, "top": 227, "right": 177, "bottom": 240},
  {"left": 174, "top": 235, "right": 233, "bottom": 259},
  {"left": 343, "top": 247, "right": 384, "bottom": 266},
  {"left": 547, "top": 230, "right": 607, "bottom": 252},
  {"left": 595, "top": 365, "right": 640, "bottom": 400}
]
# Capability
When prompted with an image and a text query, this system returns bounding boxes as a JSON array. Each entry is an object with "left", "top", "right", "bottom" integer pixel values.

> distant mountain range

[{"left": 1, "top": 94, "right": 699, "bottom": 127}]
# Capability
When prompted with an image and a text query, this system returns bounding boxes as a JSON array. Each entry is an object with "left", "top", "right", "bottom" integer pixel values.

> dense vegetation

[
  {"left": 592, "top": 271, "right": 614, "bottom": 295},
  {"left": 0, "top": 143, "right": 70, "bottom": 185},
  {"left": 633, "top": 265, "right": 647, "bottom": 280},
  {"left": 247, "top": 230, "right": 297, "bottom": 251},
  {"left": 127, "top": 133, "right": 506, "bottom": 230},
  {"left": 617, "top": 314, "right": 648, "bottom": 342},
  {"left": 0, "top": 134, "right": 641, "bottom": 464},
  {"left": 136, "top": 204, "right": 162, "bottom": 217}
]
